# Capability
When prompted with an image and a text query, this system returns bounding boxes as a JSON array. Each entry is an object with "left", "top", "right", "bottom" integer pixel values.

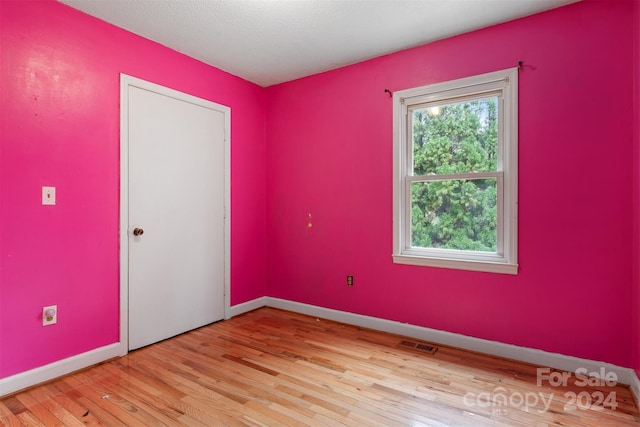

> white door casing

[{"left": 119, "top": 75, "right": 231, "bottom": 354}]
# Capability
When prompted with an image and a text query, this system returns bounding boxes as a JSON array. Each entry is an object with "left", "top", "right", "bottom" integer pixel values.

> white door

[{"left": 125, "top": 80, "right": 226, "bottom": 350}]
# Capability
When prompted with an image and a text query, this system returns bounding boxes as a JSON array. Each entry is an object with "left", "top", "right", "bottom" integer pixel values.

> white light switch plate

[{"left": 42, "top": 186, "right": 56, "bottom": 205}]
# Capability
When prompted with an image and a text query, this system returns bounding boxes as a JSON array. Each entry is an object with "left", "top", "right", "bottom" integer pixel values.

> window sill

[{"left": 392, "top": 254, "right": 518, "bottom": 275}]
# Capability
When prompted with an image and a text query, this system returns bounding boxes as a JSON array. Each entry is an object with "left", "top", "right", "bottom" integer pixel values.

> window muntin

[{"left": 393, "top": 69, "right": 517, "bottom": 274}]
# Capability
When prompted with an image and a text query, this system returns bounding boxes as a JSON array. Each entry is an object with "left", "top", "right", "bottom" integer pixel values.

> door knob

[{"left": 133, "top": 228, "right": 144, "bottom": 236}]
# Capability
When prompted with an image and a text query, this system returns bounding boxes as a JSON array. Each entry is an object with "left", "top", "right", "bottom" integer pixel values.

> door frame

[{"left": 118, "top": 74, "right": 231, "bottom": 356}]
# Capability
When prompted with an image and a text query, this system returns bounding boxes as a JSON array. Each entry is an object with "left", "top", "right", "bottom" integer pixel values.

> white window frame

[{"left": 392, "top": 68, "right": 518, "bottom": 274}]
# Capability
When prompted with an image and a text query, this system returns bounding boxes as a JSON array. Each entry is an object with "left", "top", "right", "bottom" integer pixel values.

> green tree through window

[{"left": 411, "top": 98, "right": 498, "bottom": 251}]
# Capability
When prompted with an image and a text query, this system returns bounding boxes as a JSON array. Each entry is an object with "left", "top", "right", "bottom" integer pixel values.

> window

[{"left": 392, "top": 68, "right": 518, "bottom": 274}]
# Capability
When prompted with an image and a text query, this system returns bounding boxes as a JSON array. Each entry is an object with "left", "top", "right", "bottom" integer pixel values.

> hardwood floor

[{"left": 1, "top": 307, "right": 638, "bottom": 426}]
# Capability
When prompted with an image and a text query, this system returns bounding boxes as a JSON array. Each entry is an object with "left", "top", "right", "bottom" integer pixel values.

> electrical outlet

[
  {"left": 347, "top": 275, "right": 354, "bottom": 286},
  {"left": 43, "top": 305, "right": 57, "bottom": 326}
]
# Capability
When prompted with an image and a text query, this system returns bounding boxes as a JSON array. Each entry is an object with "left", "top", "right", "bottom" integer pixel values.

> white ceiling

[{"left": 59, "top": 0, "right": 579, "bottom": 87}]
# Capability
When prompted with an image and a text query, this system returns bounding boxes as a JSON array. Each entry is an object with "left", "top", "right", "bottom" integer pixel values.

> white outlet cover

[
  {"left": 43, "top": 305, "right": 57, "bottom": 326},
  {"left": 42, "top": 186, "right": 56, "bottom": 205}
]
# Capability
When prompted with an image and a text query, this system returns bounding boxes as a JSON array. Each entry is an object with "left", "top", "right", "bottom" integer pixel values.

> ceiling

[{"left": 59, "top": 0, "right": 579, "bottom": 87}]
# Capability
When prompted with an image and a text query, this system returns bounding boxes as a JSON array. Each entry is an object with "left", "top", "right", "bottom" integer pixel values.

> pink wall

[
  {"left": 634, "top": 0, "right": 640, "bottom": 377},
  {"left": 2, "top": 0, "right": 637, "bottom": 384},
  {"left": 0, "top": 0, "right": 266, "bottom": 378},
  {"left": 266, "top": 0, "right": 635, "bottom": 368}
]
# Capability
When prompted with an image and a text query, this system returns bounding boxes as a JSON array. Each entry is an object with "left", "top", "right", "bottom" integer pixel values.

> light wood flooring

[{"left": 1, "top": 307, "right": 639, "bottom": 426}]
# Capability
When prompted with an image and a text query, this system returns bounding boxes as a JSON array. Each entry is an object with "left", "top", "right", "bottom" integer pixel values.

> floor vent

[{"left": 400, "top": 340, "right": 438, "bottom": 354}]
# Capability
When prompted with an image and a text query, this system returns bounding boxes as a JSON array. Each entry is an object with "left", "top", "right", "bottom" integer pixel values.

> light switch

[{"left": 42, "top": 186, "right": 56, "bottom": 205}]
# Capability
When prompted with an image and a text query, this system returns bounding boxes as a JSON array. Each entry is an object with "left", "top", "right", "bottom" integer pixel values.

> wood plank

[
  {"left": 14, "top": 390, "right": 66, "bottom": 426},
  {"left": 0, "top": 398, "right": 23, "bottom": 427}
]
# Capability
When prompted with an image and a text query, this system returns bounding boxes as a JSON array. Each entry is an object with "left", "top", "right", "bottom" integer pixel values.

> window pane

[
  {"left": 411, "top": 179, "right": 497, "bottom": 252},
  {"left": 412, "top": 97, "right": 498, "bottom": 175}
]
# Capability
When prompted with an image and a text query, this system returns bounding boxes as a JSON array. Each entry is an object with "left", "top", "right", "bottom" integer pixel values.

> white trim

[
  {"left": 119, "top": 76, "right": 130, "bottom": 358},
  {"left": 223, "top": 112, "right": 231, "bottom": 320},
  {"left": 0, "top": 343, "right": 121, "bottom": 397},
  {"left": 119, "top": 74, "right": 231, "bottom": 354},
  {"left": 265, "top": 297, "right": 639, "bottom": 388},
  {"left": 227, "top": 296, "right": 268, "bottom": 319},
  {"left": 392, "top": 254, "right": 517, "bottom": 274}
]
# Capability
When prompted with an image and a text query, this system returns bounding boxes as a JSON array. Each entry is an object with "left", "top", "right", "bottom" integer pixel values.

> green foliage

[{"left": 411, "top": 98, "right": 498, "bottom": 252}]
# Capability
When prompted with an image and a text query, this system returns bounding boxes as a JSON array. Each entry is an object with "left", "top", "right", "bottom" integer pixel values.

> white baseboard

[
  {"left": 3, "top": 296, "right": 639, "bottom": 403},
  {"left": 264, "top": 297, "right": 640, "bottom": 390},
  {"left": 1, "top": 298, "right": 265, "bottom": 397},
  {"left": 0, "top": 342, "right": 122, "bottom": 397},
  {"left": 227, "top": 296, "right": 268, "bottom": 318}
]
